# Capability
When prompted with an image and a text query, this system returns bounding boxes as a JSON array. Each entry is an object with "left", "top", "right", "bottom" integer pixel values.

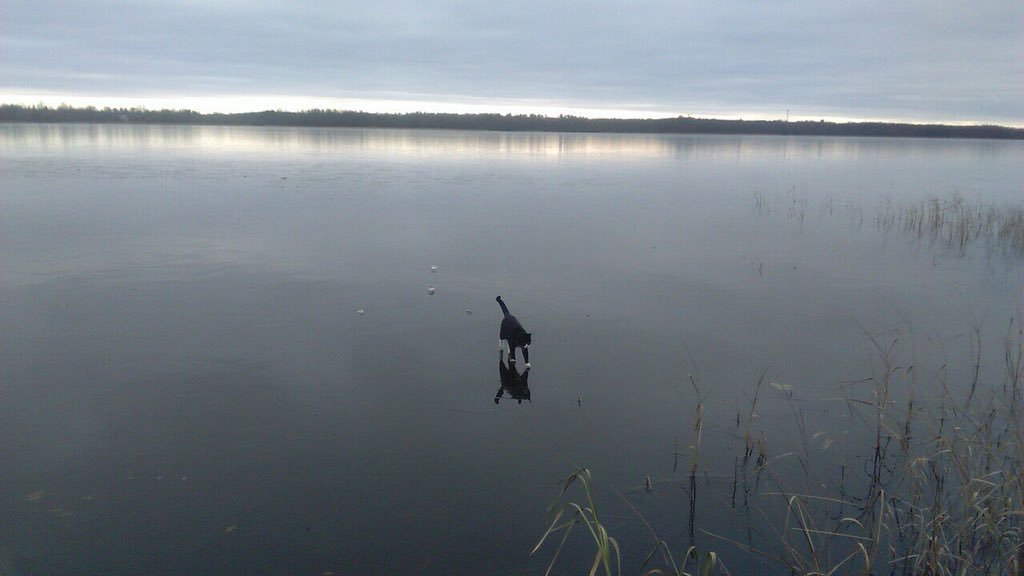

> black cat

[{"left": 496, "top": 296, "right": 532, "bottom": 367}]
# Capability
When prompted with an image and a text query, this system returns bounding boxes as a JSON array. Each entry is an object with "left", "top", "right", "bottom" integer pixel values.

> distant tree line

[{"left": 2, "top": 103, "right": 1021, "bottom": 140}]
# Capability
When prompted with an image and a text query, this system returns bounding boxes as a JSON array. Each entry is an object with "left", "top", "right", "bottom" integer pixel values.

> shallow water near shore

[{"left": 1, "top": 124, "right": 1022, "bottom": 574}]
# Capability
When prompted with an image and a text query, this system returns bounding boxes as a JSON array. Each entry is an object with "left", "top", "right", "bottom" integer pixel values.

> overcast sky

[{"left": 2, "top": 0, "right": 1022, "bottom": 124}]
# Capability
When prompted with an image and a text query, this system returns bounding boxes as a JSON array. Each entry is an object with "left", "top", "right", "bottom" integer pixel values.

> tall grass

[
  {"left": 532, "top": 371, "right": 725, "bottom": 576},
  {"left": 533, "top": 468, "right": 622, "bottom": 576},
  {"left": 533, "top": 466, "right": 723, "bottom": 576},
  {"left": 747, "top": 320, "right": 1024, "bottom": 575},
  {"left": 754, "top": 190, "right": 1024, "bottom": 260},
  {"left": 536, "top": 322, "right": 1024, "bottom": 575},
  {"left": 875, "top": 194, "right": 1024, "bottom": 258}
]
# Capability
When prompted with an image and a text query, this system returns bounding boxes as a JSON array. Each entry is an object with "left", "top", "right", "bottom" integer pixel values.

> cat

[{"left": 496, "top": 296, "right": 532, "bottom": 367}]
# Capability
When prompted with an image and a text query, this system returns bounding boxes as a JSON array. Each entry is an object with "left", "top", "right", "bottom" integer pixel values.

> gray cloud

[{"left": 2, "top": 0, "right": 1021, "bottom": 123}]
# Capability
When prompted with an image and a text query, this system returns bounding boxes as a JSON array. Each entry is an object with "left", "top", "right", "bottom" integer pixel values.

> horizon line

[
  {"left": 4, "top": 101, "right": 1024, "bottom": 130},
  {"left": 1, "top": 92, "right": 1022, "bottom": 129}
]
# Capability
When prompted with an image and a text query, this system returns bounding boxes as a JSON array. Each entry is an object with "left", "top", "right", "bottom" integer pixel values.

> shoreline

[{"left": 3, "top": 104, "right": 1022, "bottom": 140}]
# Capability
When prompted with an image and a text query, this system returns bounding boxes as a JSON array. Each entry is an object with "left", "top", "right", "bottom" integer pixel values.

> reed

[
  {"left": 718, "top": 321, "right": 1024, "bottom": 575},
  {"left": 875, "top": 194, "right": 1024, "bottom": 259},
  {"left": 532, "top": 467, "right": 622, "bottom": 576},
  {"left": 537, "top": 321, "right": 1024, "bottom": 575},
  {"left": 533, "top": 465, "right": 724, "bottom": 576},
  {"left": 758, "top": 190, "right": 1024, "bottom": 259}
]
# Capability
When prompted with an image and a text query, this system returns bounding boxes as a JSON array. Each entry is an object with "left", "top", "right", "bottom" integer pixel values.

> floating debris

[
  {"left": 769, "top": 381, "right": 793, "bottom": 392},
  {"left": 25, "top": 490, "right": 45, "bottom": 502},
  {"left": 465, "top": 309, "right": 472, "bottom": 314},
  {"left": 225, "top": 525, "right": 237, "bottom": 533},
  {"left": 427, "top": 286, "right": 435, "bottom": 295},
  {"left": 356, "top": 309, "right": 365, "bottom": 316},
  {"left": 50, "top": 507, "right": 74, "bottom": 519},
  {"left": 430, "top": 265, "right": 438, "bottom": 273}
]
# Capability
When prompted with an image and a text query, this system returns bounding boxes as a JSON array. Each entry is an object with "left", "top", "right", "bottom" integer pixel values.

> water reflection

[
  {"left": 3, "top": 123, "right": 1020, "bottom": 166},
  {"left": 495, "top": 359, "right": 531, "bottom": 405}
]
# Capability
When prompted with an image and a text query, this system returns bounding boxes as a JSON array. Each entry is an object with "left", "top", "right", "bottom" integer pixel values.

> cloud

[{"left": 2, "top": 0, "right": 1021, "bottom": 123}]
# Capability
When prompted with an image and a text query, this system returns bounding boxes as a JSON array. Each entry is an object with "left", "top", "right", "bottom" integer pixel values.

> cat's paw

[{"left": 525, "top": 363, "right": 531, "bottom": 369}]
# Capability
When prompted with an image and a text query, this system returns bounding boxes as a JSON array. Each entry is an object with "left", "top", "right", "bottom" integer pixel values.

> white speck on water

[
  {"left": 428, "top": 286, "right": 435, "bottom": 295},
  {"left": 357, "top": 309, "right": 365, "bottom": 315},
  {"left": 466, "top": 309, "right": 472, "bottom": 314},
  {"left": 431, "top": 265, "right": 438, "bottom": 272}
]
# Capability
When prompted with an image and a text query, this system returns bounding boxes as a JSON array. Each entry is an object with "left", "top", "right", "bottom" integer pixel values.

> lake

[{"left": 1, "top": 124, "right": 1022, "bottom": 575}]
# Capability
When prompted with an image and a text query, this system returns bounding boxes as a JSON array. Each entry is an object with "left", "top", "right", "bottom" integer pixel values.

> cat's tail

[{"left": 496, "top": 296, "right": 510, "bottom": 317}]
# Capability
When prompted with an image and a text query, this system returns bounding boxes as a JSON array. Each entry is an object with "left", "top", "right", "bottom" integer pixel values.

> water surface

[{"left": 1, "top": 125, "right": 1022, "bottom": 574}]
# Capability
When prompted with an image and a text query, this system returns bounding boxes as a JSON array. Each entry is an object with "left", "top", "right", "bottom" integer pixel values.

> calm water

[{"left": 1, "top": 124, "right": 1022, "bottom": 574}]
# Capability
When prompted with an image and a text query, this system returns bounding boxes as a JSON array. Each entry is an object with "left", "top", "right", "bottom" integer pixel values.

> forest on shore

[{"left": 2, "top": 103, "right": 1022, "bottom": 139}]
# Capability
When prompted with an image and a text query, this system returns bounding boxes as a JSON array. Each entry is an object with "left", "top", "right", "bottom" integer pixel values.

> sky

[{"left": 2, "top": 0, "right": 1022, "bottom": 125}]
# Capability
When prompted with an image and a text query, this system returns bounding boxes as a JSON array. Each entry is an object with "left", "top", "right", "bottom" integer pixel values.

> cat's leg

[
  {"left": 522, "top": 344, "right": 530, "bottom": 368},
  {"left": 500, "top": 339, "right": 514, "bottom": 363}
]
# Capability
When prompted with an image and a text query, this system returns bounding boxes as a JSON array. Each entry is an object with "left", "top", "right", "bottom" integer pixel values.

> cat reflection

[{"left": 495, "top": 355, "right": 531, "bottom": 404}]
